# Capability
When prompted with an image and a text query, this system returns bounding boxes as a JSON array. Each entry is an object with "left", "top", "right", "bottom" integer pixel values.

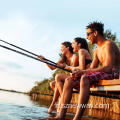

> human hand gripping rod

[{"left": 0, "top": 40, "right": 71, "bottom": 72}]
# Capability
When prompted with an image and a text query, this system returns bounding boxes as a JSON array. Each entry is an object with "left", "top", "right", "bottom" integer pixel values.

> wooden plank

[
  {"left": 90, "top": 85, "right": 120, "bottom": 91},
  {"left": 98, "top": 79, "right": 120, "bottom": 86}
]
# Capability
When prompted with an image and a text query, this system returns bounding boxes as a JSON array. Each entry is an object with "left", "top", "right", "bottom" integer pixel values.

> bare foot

[
  {"left": 53, "top": 115, "right": 65, "bottom": 120},
  {"left": 48, "top": 105, "right": 56, "bottom": 114},
  {"left": 48, "top": 115, "right": 64, "bottom": 120}
]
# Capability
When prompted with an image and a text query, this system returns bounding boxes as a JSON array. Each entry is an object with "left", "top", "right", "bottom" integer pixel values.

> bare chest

[{"left": 97, "top": 47, "right": 105, "bottom": 64}]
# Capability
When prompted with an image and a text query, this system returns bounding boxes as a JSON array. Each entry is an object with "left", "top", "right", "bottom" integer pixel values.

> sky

[{"left": 0, "top": 0, "right": 120, "bottom": 92}]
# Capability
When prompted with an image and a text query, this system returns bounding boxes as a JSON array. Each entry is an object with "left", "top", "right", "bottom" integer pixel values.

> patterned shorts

[{"left": 74, "top": 70, "right": 119, "bottom": 90}]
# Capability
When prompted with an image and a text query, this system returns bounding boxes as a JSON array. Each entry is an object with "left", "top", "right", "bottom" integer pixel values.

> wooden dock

[{"left": 71, "top": 79, "right": 120, "bottom": 114}]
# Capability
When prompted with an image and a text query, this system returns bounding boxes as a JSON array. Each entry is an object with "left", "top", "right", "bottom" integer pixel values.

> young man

[{"left": 55, "top": 22, "right": 120, "bottom": 120}]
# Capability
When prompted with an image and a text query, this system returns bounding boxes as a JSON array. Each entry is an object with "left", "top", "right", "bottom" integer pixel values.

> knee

[
  {"left": 80, "top": 75, "right": 89, "bottom": 87},
  {"left": 55, "top": 74, "right": 62, "bottom": 83},
  {"left": 64, "top": 78, "right": 73, "bottom": 89},
  {"left": 50, "top": 81, "right": 55, "bottom": 90}
]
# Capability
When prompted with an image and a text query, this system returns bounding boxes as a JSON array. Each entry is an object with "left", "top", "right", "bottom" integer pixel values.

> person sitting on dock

[
  {"left": 39, "top": 38, "right": 92, "bottom": 114},
  {"left": 55, "top": 21, "right": 120, "bottom": 120},
  {"left": 38, "top": 41, "right": 79, "bottom": 113},
  {"left": 55, "top": 37, "right": 92, "bottom": 112}
]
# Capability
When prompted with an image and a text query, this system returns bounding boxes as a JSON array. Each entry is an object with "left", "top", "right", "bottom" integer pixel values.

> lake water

[
  {"left": 0, "top": 90, "right": 120, "bottom": 120},
  {"left": 0, "top": 90, "right": 49, "bottom": 120}
]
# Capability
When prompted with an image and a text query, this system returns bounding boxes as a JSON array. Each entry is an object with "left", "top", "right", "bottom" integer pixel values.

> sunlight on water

[
  {"left": 0, "top": 90, "right": 120, "bottom": 120},
  {"left": 0, "top": 91, "right": 48, "bottom": 120}
]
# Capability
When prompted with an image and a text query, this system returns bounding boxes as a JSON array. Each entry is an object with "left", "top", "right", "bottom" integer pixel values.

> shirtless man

[{"left": 55, "top": 22, "right": 120, "bottom": 120}]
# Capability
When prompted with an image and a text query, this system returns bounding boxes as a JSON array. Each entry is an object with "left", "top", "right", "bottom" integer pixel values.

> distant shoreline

[{"left": 0, "top": 88, "right": 26, "bottom": 94}]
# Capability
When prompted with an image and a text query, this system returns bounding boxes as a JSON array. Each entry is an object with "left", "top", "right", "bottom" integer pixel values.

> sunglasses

[{"left": 86, "top": 32, "right": 94, "bottom": 36}]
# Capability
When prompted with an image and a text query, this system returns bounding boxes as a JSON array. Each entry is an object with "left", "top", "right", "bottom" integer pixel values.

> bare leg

[
  {"left": 48, "top": 86, "right": 60, "bottom": 113},
  {"left": 55, "top": 73, "right": 69, "bottom": 96},
  {"left": 73, "top": 75, "right": 90, "bottom": 120},
  {"left": 48, "top": 74, "right": 68, "bottom": 113},
  {"left": 56, "top": 77, "right": 77, "bottom": 119},
  {"left": 50, "top": 81, "right": 56, "bottom": 91}
]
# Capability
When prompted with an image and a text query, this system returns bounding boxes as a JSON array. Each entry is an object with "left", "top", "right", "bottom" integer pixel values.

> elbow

[
  {"left": 50, "top": 67, "right": 56, "bottom": 70},
  {"left": 48, "top": 65, "right": 56, "bottom": 70}
]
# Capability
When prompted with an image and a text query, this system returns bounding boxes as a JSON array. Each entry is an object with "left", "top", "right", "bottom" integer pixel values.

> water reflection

[
  {"left": 0, "top": 90, "right": 120, "bottom": 120},
  {"left": 35, "top": 94, "right": 120, "bottom": 120},
  {"left": 0, "top": 91, "right": 49, "bottom": 120}
]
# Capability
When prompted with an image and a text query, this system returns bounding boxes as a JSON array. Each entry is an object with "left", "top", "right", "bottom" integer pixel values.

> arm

[
  {"left": 47, "top": 57, "right": 67, "bottom": 70},
  {"left": 90, "top": 48, "right": 99, "bottom": 69},
  {"left": 38, "top": 55, "right": 67, "bottom": 70},
  {"left": 71, "top": 45, "right": 113, "bottom": 79},
  {"left": 78, "top": 50, "right": 86, "bottom": 69},
  {"left": 65, "top": 54, "right": 79, "bottom": 70},
  {"left": 38, "top": 55, "right": 57, "bottom": 70},
  {"left": 67, "top": 50, "right": 86, "bottom": 70},
  {"left": 72, "top": 54, "right": 79, "bottom": 67},
  {"left": 44, "top": 58, "right": 67, "bottom": 70},
  {"left": 46, "top": 64, "right": 56, "bottom": 70},
  {"left": 66, "top": 50, "right": 88, "bottom": 70}
]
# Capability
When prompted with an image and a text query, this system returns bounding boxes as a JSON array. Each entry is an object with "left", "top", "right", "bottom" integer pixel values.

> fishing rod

[
  {"left": 0, "top": 44, "right": 71, "bottom": 73},
  {"left": 0, "top": 39, "right": 57, "bottom": 65}
]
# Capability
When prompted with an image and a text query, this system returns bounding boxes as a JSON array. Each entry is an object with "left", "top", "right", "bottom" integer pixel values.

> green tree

[
  {"left": 104, "top": 29, "right": 120, "bottom": 49},
  {"left": 104, "top": 29, "right": 116, "bottom": 42},
  {"left": 88, "top": 43, "right": 96, "bottom": 58}
]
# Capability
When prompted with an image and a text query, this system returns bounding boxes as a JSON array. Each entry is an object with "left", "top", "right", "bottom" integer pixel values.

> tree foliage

[{"left": 104, "top": 29, "right": 116, "bottom": 42}]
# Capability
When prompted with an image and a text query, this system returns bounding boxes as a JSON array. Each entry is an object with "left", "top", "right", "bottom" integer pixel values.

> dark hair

[
  {"left": 74, "top": 37, "right": 90, "bottom": 54},
  {"left": 61, "top": 41, "right": 73, "bottom": 65},
  {"left": 86, "top": 21, "right": 104, "bottom": 36},
  {"left": 62, "top": 41, "right": 73, "bottom": 53}
]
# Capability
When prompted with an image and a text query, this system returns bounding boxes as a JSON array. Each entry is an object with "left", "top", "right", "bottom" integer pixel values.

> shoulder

[
  {"left": 103, "top": 40, "right": 116, "bottom": 52},
  {"left": 94, "top": 47, "right": 98, "bottom": 55},
  {"left": 106, "top": 40, "right": 119, "bottom": 49},
  {"left": 105, "top": 40, "right": 120, "bottom": 55},
  {"left": 78, "top": 49, "right": 87, "bottom": 55},
  {"left": 104, "top": 40, "right": 113, "bottom": 47}
]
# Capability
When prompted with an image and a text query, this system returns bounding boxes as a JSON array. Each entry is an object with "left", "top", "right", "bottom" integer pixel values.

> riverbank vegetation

[{"left": 29, "top": 69, "right": 67, "bottom": 95}]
